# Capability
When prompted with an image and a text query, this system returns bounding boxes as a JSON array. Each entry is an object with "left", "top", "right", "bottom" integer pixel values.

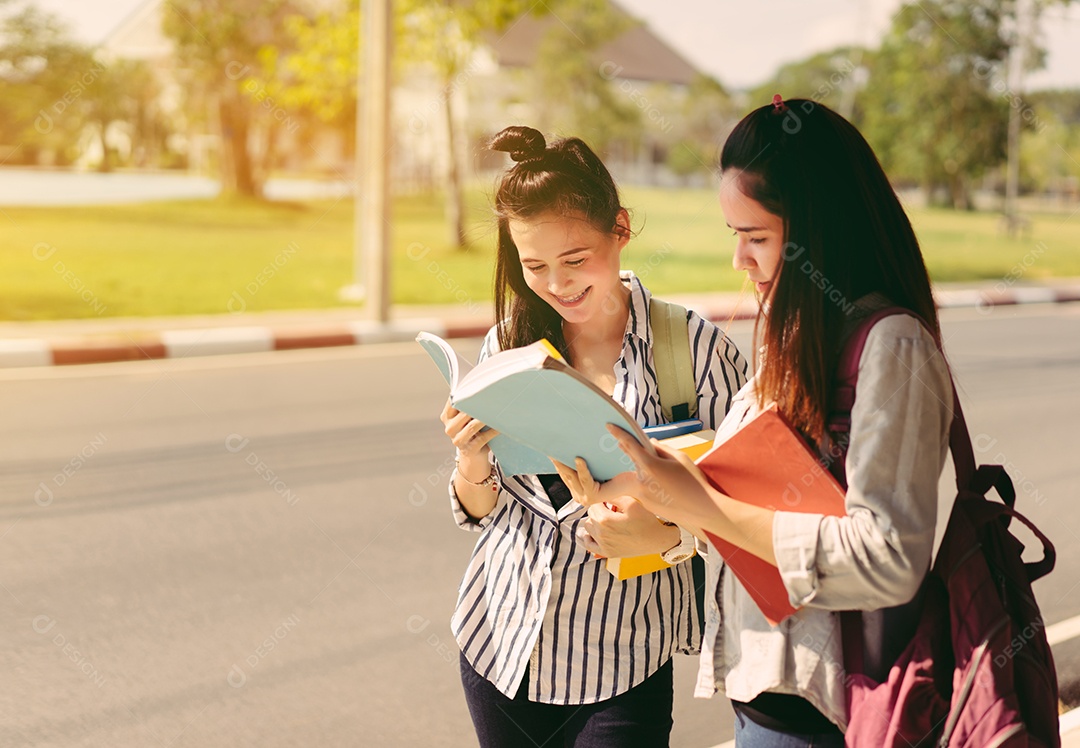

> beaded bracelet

[{"left": 456, "top": 461, "right": 499, "bottom": 492}]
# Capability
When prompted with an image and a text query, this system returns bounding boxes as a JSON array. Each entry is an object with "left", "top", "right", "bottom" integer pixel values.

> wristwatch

[{"left": 660, "top": 525, "right": 697, "bottom": 565}]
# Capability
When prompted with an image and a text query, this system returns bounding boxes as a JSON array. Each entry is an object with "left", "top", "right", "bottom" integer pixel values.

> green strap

[{"left": 649, "top": 297, "right": 697, "bottom": 423}]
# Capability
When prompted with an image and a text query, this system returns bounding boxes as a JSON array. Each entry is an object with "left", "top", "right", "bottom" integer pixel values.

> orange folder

[{"left": 696, "top": 404, "right": 847, "bottom": 624}]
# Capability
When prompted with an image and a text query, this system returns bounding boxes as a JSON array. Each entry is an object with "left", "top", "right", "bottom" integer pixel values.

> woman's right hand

[
  {"left": 440, "top": 399, "right": 500, "bottom": 481},
  {"left": 554, "top": 429, "right": 715, "bottom": 540}
]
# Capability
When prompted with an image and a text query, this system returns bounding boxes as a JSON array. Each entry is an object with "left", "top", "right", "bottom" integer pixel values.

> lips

[
  {"left": 755, "top": 281, "right": 771, "bottom": 295},
  {"left": 554, "top": 287, "right": 591, "bottom": 307}
]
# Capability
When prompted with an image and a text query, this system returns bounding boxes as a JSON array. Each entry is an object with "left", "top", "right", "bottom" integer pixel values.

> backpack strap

[
  {"left": 649, "top": 297, "right": 708, "bottom": 635},
  {"left": 649, "top": 297, "right": 698, "bottom": 423},
  {"left": 827, "top": 307, "right": 918, "bottom": 480},
  {"left": 828, "top": 307, "right": 975, "bottom": 492}
]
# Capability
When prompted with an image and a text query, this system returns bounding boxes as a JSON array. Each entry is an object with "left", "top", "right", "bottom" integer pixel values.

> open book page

[
  {"left": 452, "top": 340, "right": 655, "bottom": 482},
  {"left": 415, "top": 332, "right": 471, "bottom": 389},
  {"left": 416, "top": 332, "right": 555, "bottom": 475}
]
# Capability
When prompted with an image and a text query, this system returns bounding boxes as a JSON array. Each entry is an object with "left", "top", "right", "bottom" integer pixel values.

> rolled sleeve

[
  {"left": 773, "top": 511, "right": 826, "bottom": 606},
  {"left": 449, "top": 465, "right": 504, "bottom": 532},
  {"left": 772, "top": 315, "right": 952, "bottom": 612}
]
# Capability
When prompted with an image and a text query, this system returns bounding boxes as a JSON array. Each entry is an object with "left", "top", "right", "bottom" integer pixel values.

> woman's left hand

[{"left": 577, "top": 496, "right": 679, "bottom": 558}]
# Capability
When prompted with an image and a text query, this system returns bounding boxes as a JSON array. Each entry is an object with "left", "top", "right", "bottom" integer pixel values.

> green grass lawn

[{"left": 1, "top": 187, "right": 1077, "bottom": 320}]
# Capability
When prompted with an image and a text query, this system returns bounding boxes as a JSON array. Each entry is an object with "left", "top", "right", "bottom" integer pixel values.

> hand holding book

[
  {"left": 554, "top": 439, "right": 718, "bottom": 546},
  {"left": 576, "top": 495, "right": 681, "bottom": 561},
  {"left": 560, "top": 406, "right": 848, "bottom": 623},
  {"left": 418, "top": 332, "right": 717, "bottom": 580},
  {"left": 417, "top": 333, "right": 656, "bottom": 478},
  {"left": 440, "top": 398, "right": 500, "bottom": 470}
]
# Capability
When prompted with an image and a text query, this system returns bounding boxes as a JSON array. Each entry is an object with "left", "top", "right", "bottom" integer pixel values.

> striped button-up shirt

[{"left": 449, "top": 272, "right": 748, "bottom": 705}]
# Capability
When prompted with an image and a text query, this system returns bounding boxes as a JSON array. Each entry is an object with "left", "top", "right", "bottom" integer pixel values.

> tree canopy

[{"left": 861, "top": 0, "right": 1013, "bottom": 208}]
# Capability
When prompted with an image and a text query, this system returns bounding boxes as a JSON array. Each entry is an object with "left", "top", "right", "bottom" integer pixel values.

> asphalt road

[{"left": 1, "top": 303, "right": 1078, "bottom": 747}]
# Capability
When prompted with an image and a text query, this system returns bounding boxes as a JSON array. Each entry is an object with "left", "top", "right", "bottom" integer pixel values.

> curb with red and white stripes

[
  {"left": 0, "top": 317, "right": 493, "bottom": 368},
  {"left": 1, "top": 285, "right": 1078, "bottom": 368}
]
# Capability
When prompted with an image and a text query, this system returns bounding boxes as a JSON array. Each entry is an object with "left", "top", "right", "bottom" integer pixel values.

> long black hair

[
  {"left": 489, "top": 125, "right": 625, "bottom": 354},
  {"left": 720, "top": 98, "right": 940, "bottom": 443}
]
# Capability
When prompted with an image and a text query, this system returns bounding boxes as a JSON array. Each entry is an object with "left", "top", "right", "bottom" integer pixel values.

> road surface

[{"left": 1, "top": 303, "right": 1078, "bottom": 747}]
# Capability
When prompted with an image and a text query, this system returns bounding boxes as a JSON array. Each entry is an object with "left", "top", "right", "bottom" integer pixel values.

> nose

[
  {"left": 731, "top": 237, "right": 754, "bottom": 272},
  {"left": 546, "top": 268, "right": 571, "bottom": 293}
]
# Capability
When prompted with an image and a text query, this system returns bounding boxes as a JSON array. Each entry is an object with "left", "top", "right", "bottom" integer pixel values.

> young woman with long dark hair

[{"left": 557, "top": 99, "right": 954, "bottom": 745}]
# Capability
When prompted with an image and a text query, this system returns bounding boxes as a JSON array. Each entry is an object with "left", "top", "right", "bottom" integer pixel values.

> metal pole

[
  {"left": 1003, "top": 0, "right": 1029, "bottom": 236},
  {"left": 344, "top": 6, "right": 366, "bottom": 304},
  {"left": 350, "top": 0, "right": 392, "bottom": 321}
]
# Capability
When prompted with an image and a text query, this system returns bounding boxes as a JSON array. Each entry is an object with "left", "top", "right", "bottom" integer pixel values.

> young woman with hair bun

[{"left": 438, "top": 125, "right": 747, "bottom": 747}]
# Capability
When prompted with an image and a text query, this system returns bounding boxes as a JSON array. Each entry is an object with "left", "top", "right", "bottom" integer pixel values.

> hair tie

[
  {"left": 772, "top": 94, "right": 787, "bottom": 113},
  {"left": 510, "top": 149, "right": 545, "bottom": 165}
]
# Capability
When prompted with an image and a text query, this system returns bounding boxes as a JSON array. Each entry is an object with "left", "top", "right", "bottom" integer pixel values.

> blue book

[
  {"left": 643, "top": 419, "right": 704, "bottom": 440},
  {"left": 416, "top": 333, "right": 657, "bottom": 479}
]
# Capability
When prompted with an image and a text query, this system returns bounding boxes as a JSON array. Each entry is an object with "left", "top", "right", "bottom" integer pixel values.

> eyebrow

[
  {"left": 726, "top": 223, "right": 768, "bottom": 232},
  {"left": 519, "top": 247, "right": 590, "bottom": 263}
]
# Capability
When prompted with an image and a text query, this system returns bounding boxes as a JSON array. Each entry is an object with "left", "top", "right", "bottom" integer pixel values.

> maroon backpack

[{"left": 828, "top": 308, "right": 1059, "bottom": 747}]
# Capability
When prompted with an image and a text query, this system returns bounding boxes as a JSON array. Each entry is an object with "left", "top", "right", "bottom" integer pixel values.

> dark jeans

[
  {"left": 459, "top": 651, "right": 673, "bottom": 748},
  {"left": 733, "top": 708, "right": 845, "bottom": 748}
]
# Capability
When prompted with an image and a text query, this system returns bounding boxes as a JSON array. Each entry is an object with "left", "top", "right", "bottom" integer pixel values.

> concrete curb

[{"left": 2, "top": 285, "right": 1078, "bottom": 368}]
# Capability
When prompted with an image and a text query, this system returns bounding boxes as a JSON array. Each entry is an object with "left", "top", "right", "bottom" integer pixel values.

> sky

[{"left": 31, "top": 0, "right": 1080, "bottom": 91}]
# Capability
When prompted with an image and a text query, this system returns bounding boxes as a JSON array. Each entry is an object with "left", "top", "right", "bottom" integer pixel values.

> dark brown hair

[
  {"left": 720, "top": 99, "right": 940, "bottom": 443},
  {"left": 489, "top": 125, "right": 625, "bottom": 354}
]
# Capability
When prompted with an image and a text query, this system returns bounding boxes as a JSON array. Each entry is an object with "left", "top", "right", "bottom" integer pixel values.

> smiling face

[
  {"left": 509, "top": 210, "right": 629, "bottom": 327},
  {"left": 719, "top": 174, "right": 786, "bottom": 300}
]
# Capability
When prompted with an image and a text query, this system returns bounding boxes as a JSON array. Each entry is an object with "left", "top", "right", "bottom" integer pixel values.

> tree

[
  {"left": 0, "top": 1, "right": 96, "bottom": 164},
  {"left": 273, "top": 1, "right": 361, "bottom": 125},
  {"left": 532, "top": 0, "right": 641, "bottom": 153},
  {"left": 118, "top": 59, "right": 172, "bottom": 168},
  {"left": 1021, "top": 89, "right": 1080, "bottom": 197},
  {"left": 269, "top": 0, "right": 538, "bottom": 247},
  {"left": 162, "top": 0, "right": 304, "bottom": 197},
  {"left": 259, "top": 0, "right": 374, "bottom": 170},
  {"left": 862, "top": 1, "right": 1012, "bottom": 209},
  {"left": 665, "top": 74, "right": 738, "bottom": 179},
  {"left": 82, "top": 59, "right": 164, "bottom": 171},
  {"left": 748, "top": 46, "right": 868, "bottom": 128},
  {"left": 0, "top": 2, "right": 172, "bottom": 169},
  {"left": 405, "top": 0, "right": 540, "bottom": 248}
]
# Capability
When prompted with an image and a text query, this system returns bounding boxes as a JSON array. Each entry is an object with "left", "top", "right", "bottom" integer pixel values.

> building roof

[
  {"left": 487, "top": 4, "right": 700, "bottom": 86},
  {"left": 100, "top": 0, "right": 169, "bottom": 61}
]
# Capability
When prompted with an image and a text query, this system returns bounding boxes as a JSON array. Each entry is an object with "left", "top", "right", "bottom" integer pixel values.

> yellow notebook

[{"left": 606, "top": 553, "right": 673, "bottom": 579}]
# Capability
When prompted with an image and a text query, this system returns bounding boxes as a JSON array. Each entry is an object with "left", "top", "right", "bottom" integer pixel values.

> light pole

[
  {"left": 1003, "top": 0, "right": 1032, "bottom": 237},
  {"left": 343, "top": 0, "right": 392, "bottom": 322}
]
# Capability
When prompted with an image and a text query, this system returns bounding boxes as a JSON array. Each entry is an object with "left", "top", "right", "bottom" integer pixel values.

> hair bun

[{"left": 489, "top": 126, "right": 546, "bottom": 163}]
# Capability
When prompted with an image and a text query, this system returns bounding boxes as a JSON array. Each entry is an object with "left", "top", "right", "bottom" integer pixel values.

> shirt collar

[{"left": 622, "top": 270, "right": 652, "bottom": 346}]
